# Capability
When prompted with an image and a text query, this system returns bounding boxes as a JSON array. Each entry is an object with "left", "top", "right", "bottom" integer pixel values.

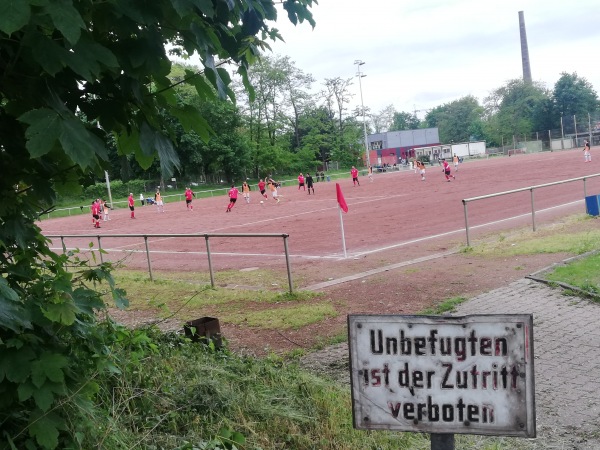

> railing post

[
  {"left": 283, "top": 235, "right": 293, "bottom": 293},
  {"left": 205, "top": 235, "right": 215, "bottom": 288},
  {"left": 462, "top": 200, "right": 470, "bottom": 247},
  {"left": 144, "top": 236, "right": 153, "bottom": 281},
  {"left": 97, "top": 236, "right": 104, "bottom": 264},
  {"left": 431, "top": 433, "right": 454, "bottom": 449},
  {"left": 583, "top": 177, "right": 587, "bottom": 199},
  {"left": 61, "top": 237, "right": 66, "bottom": 254},
  {"left": 530, "top": 188, "right": 536, "bottom": 232}
]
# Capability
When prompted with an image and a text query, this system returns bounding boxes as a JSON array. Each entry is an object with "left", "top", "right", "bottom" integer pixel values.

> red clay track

[{"left": 40, "top": 149, "right": 600, "bottom": 279}]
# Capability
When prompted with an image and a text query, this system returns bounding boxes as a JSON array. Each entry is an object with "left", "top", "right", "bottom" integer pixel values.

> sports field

[{"left": 41, "top": 149, "right": 600, "bottom": 284}]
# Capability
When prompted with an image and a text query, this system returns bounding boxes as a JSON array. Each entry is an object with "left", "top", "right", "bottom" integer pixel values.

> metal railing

[
  {"left": 43, "top": 190, "right": 231, "bottom": 220},
  {"left": 46, "top": 233, "right": 294, "bottom": 293},
  {"left": 462, "top": 173, "right": 600, "bottom": 247}
]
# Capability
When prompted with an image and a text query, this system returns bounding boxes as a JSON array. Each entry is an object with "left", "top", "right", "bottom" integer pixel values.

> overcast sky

[{"left": 267, "top": 0, "right": 600, "bottom": 118}]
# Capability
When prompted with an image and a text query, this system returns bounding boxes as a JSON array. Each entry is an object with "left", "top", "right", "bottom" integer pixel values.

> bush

[{"left": 82, "top": 179, "right": 151, "bottom": 200}]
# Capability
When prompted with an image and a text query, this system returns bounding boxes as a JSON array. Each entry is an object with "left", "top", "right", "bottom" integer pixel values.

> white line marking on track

[
  {"left": 45, "top": 198, "right": 584, "bottom": 260},
  {"left": 206, "top": 192, "right": 408, "bottom": 232}
]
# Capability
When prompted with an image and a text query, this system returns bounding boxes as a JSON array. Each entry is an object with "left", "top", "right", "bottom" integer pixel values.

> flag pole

[{"left": 338, "top": 206, "right": 347, "bottom": 258}]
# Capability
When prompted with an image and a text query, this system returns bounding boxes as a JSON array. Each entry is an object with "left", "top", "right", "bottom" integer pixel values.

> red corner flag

[{"left": 336, "top": 183, "right": 348, "bottom": 213}]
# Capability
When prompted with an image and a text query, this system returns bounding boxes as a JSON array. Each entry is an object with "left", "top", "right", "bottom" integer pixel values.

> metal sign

[{"left": 348, "top": 314, "right": 535, "bottom": 437}]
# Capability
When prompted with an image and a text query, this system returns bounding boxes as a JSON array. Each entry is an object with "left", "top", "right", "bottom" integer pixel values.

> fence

[
  {"left": 492, "top": 112, "right": 600, "bottom": 154},
  {"left": 46, "top": 232, "right": 294, "bottom": 293},
  {"left": 43, "top": 171, "right": 355, "bottom": 220},
  {"left": 462, "top": 173, "right": 600, "bottom": 247}
]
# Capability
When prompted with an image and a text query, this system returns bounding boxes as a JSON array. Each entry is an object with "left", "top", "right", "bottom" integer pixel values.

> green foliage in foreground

[{"left": 89, "top": 330, "right": 430, "bottom": 450}]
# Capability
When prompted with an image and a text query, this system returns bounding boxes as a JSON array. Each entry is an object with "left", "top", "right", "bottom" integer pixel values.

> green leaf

[
  {"left": 33, "top": 384, "right": 55, "bottom": 411},
  {"left": 0, "top": 0, "right": 30, "bottom": 35},
  {"left": 204, "top": 62, "right": 229, "bottom": 100},
  {"left": 169, "top": 104, "right": 212, "bottom": 141},
  {"left": 187, "top": 71, "right": 216, "bottom": 101},
  {"left": 0, "top": 300, "right": 32, "bottom": 332},
  {"left": 66, "top": 36, "right": 119, "bottom": 81},
  {"left": 231, "top": 431, "right": 246, "bottom": 444},
  {"left": 31, "top": 353, "right": 68, "bottom": 387},
  {"left": 194, "top": 0, "right": 215, "bottom": 17},
  {"left": 283, "top": 1, "right": 298, "bottom": 25},
  {"left": 30, "top": 32, "right": 68, "bottom": 76},
  {"left": 172, "top": 0, "right": 193, "bottom": 17},
  {"left": 139, "top": 121, "right": 158, "bottom": 157},
  {"left": 18, "top": 381, "right": 35, "bottom": 402},
  {"left": 0, "top": 348, "right": 35, "bottom": 383},
  {"left": 42, "top": 300, "right": 77, "bottom": 325},
  {"left": 44, "top": 0, "right": 86, "bottom": 45},
  {"left": 115, "top": 129, "right": 140, "bottom": 156},
  {"left": 0, "top": 277, "right": 19, "bottom": 302},
  {"left": 29, "top": 410, "right": 62, "bottom": 449},
  {"left": 72, "top": 287, "right": 105, "bottom": 315},
  {"left": 59, "top": 118, "right": 108, "bottom": 168},
  {"left": 155, "top": 130, "right": 180, "bottom": 177},
  {"left": 18, "top": 109, "right": 61, "bottom": 158},
  {"left": 112, "top": 287, "right": 129, "bottom": 310}
]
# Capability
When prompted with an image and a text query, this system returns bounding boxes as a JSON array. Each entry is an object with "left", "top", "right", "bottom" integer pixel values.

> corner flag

[{"left": 336, "top": 183, "right": 348, "bottom": 213}]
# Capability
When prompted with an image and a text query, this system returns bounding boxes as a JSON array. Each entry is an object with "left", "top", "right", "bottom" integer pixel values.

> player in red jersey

[
  {"left": 91, "top": 199, "right": 101, "bottom": 228},
  {"left": 258, "top": 179, "right": 268, "bottom": 199},
  {"left": 298, "top": 173, "right": 305, "bottom": 190},
  {"left": 226, "top": 184, "right": 239, "bottom": 212},
  {"left": 350, "top": 166, "right": 360, "bottom": 186},
  {"left": 442, "top": 159, "right": 456, "bottom": 181},
  {"left": 128, "top": 193, "right": 136, "bottom": 218},
  {"left": 185, "top": 187, "right": 195, "bottom": 211}
]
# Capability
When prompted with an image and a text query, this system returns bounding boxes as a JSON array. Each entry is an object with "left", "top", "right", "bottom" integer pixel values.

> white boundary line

[{"left": 49, "top": 198, "right": 584, "bottom": 261}]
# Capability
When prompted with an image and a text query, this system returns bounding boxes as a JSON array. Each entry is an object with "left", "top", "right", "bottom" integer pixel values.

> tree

[
  {"left": 0, "top": 0, "right": 316, "bottom": 447},
  {"left": 484, "top": 80, "right": 550, "bottom": 140},
  {"left": 425, "top": 96, "right": 484, "bottom": 143},
  {"left": 391, "top": 111, "right": 420, "bottom": 131},
  {"left": 236, "top": 55, "right": 314, "bottom": 177},
  {"left": 553, "top": 73, "right": 599, "bottom": 119},
  {"left": 297, "top": 106, "right": 337, "bottom": 167},
  {"left": 371, "top": 104, "right": 396, "bottom": 133}
]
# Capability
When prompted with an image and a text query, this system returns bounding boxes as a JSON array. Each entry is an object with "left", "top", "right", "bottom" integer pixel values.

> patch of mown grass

[
  {"left": 545, "top": 252, "right": 600, "bottom": 298},
  {"left": 471, "top": 215, "right": 600, "bottom": 257},
  {"left": 114, "top": 267, "right": 291, "bottom": 290},
  {"left": 108, "top": 269, "right": 326, "bottom": 327},
  {"left": 223, "top": 302, "right": 338, "bottom": 330}
]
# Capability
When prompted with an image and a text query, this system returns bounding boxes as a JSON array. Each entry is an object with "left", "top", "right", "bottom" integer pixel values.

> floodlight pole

[
  {"left": 104, "top": 171, "right": 114, "bottom": 208},
  {"left": 355, "top": 60, "right": 370, "bottom": 170}
]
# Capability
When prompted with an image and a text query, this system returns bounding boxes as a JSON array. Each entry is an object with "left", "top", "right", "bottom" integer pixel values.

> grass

[
  {"left": 91, "top": 332, "right": 434, "bottom": 450},
  {"left": 90, "top": 214, "right": 600, "bottom": 450},
  {"left": 88, "top": 326, "right": 539, "bottom": 450},
  {"left": 418, "top": 296, "right": 467, "bottom": 315},
  {"left": 469, "top": 215, "right": 600, "bottom": 257},
  {"left": 544, "top": 252, "right": 600, "bottom": 298},
  {"left": 108, "top": 269, "right": 325, "bottom": 330},
  {"left": 224, "top": 302, "right": 338, "bottom": 329}
]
